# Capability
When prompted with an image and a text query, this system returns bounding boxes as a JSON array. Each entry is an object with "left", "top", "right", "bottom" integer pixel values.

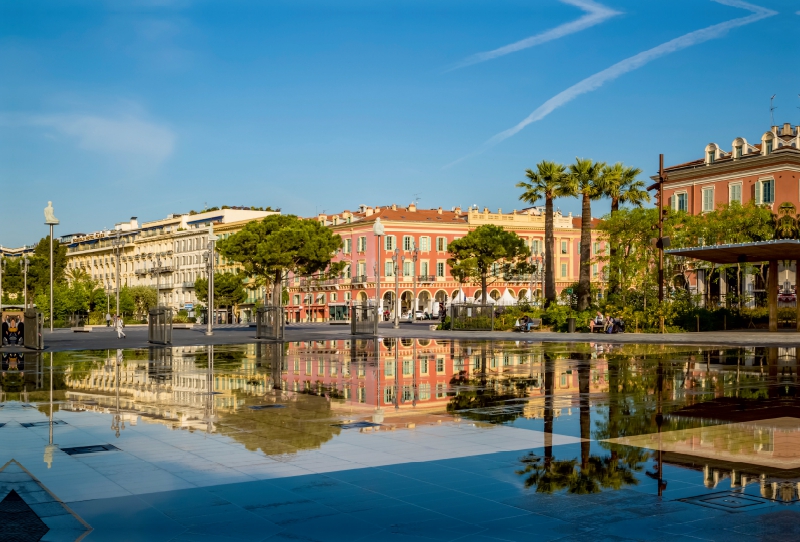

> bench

[{"left": 513, "top": 318, "right": 541, "bottom": 332}]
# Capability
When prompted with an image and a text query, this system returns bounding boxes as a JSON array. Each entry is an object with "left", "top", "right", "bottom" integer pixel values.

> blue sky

[{"left": 1, "top": 0, "right": 799, "bottom": 247}]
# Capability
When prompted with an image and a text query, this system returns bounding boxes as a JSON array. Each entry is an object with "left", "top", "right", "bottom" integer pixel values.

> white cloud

[
  {"left": 26, "top": 112, "right": 176, "bottom": 163},
  {"left": 447, "top": 0, "right": 620, "bottom": 71},
  {"left": 445, "top": 0, "right": 777, "bottom": 167}
]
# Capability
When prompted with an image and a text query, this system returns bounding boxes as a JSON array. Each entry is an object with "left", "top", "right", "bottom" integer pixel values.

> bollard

[{"left": 697, "top": 315, "right": 700, "bottom": 332}]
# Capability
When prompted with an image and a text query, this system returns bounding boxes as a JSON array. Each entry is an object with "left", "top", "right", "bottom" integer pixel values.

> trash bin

[
  {"left": 567, "top": 317, "right": 576, "bottom": 333},
  {"left": 23, "top": 309, "right": 44, "bottom": 350}
]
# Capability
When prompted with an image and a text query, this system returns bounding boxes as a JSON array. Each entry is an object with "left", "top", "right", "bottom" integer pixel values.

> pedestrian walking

[
  {"left": 115, "top": 314, "right": 126, "bottom": 339},
  {"left": 105, "top": 312, "right": 112, "bottom": 327}
]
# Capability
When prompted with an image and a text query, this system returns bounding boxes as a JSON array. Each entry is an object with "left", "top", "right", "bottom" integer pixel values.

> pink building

[{"left": 285, "top": 203, "right": 605, "bottom": 322}]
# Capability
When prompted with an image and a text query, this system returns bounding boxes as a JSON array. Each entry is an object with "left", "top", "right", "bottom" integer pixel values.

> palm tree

[
  {"left": 565, "top": 158, "right": 606, "bottom": 311},
  {"left": 601, "top": 163, "right": 650, "bottom": 296},
  {"left": 517, "top": 161, "right": 569, "bottom": 307}
]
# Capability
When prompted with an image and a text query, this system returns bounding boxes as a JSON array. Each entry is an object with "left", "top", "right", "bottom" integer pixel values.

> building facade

[
  {"left": 64, "top": 208, "right": 276, "bottom": 315},
  {"left": 659, "top": 123, "right": 800, "bottom": 303},
  {"left": 285, "top": 203, "right": 606, "bottom": 322}
]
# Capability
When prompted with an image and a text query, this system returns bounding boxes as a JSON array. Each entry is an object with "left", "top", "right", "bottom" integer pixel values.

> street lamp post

[
  {"left": 204, "top": 224, "right": 218, "bottom": 336},
  {"left": 392, "top": 248, "right": 403, "bottom": 329},
  {"left": 529, "top": 248, "right": 537, "bottom": 304},
  {"left": 112, "top": 230, "right": 124, "bottom": 318},
  {"left": 373, "top": 218, "right": 385, "bottom": 315},
  {"left": 411, "top": 243, "right": 419, "bottom": 322},
  {"left": 44, "top": 201, "right": 59, "bottom": 332},
  {"left": 23, "top": 258, "right": 29, "bottom": 308},
  {"left": 0, "top": 255, "right": 5, "bottom": 311},
  {"left": 152, "top": 253, "right": 163, "bottom": 308}
]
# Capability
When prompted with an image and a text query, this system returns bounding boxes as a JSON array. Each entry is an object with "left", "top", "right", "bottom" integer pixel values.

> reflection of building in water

[
  {"left": 0, "top": 352, "right": 44, "bottom": 395},
  {"left": 63, "top": 345, "right": 271, "bottom": 431},
  {"left": 282, "top": 339, "right": 608, "bottom": 419}
]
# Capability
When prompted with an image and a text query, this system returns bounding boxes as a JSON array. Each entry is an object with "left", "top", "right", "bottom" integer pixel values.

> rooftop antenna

[
  {"left": 770, "top": 94, "right": 776, "bottom": 127},
  {"left": 413, "top": 193, "right": 421, "bottom": 206}
]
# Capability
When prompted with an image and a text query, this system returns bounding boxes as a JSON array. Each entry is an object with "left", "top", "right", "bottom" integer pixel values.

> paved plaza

[{"left": 3, "top": 335, "right": 800, "bottom": 541}]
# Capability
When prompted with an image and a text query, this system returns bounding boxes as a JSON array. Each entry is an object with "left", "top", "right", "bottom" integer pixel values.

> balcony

[
  {"left": 351, "top": 275, "right": 368, "bottom": 284},
  {"left": 417, "top": 275, "right": 435, "bottom": 282},
  {"left": 504, "top": 274, "right": 534, "bottom": 283},
  {"left": 181, "top": 282, "right": 195, "bottom": 288}
]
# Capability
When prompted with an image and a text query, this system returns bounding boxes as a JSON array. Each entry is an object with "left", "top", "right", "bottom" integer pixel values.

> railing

[
  {"left": 450, "top": 304, "right": 495, "bottom": 331},
  {"left": 504, "top": 274, "right": 533, "bottom": 282},
  {"left": 181, "top": 282, "right": 195, "bottom": 288},
  {"left": 351, "top": 275, "right": 368, "bottom": 284},
  {"left": 157, "top": 283, "right": 173, "bottom": 290},
  {"left": 417, "top": 275, "right": 435, "bottom": 282}
]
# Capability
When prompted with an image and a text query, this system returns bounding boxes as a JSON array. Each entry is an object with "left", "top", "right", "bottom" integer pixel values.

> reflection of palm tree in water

[{"left": 517, "top": 351, "right": 644, "bottom": 494}]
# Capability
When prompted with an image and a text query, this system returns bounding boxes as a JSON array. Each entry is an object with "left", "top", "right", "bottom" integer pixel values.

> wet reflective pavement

[{"left": 2, "top": 340, "right": 800, "bottom": 541}]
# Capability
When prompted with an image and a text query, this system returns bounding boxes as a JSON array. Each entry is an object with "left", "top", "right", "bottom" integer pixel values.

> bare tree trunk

[
  {"left": 545, "top": 197, "right": 556, "bottom": 307},
  {"left": 578, "top": 192, "right": 592, "bottom": 310}
]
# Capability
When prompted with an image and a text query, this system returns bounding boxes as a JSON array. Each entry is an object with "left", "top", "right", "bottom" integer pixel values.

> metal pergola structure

[{"left": 667, "top": 240, "right": 800, "bottom": 332}]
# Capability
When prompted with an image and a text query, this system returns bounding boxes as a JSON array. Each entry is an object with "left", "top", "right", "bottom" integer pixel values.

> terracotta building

[{"left": 285, "top": 203, "right": 606, "bottom": 322}]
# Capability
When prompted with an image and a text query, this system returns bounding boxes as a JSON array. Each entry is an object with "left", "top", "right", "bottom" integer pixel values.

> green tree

[
  {"left": 27, "top": 236, "right": 68, "bottom": 297},
  {"left": 195, "top": 272, "right": 247, "bottom": 312},
  {"left": 517, "top": 161, "right": 571, "bottom": 307},
  {"left": 217, "top": 215, "right": 344, "bottom": 306},
  {"left": 565, "top": 158, "right": 606, "bottom": 311},
  {"left": 128, "top": 286, "right": 157, "bottom": 318},
  {"left": 1, "top": 258, "right": 23, "bottom": 303},
  {"left": 447, "top": 224, "right": 529, "bottom": 302},
  {"left": 599, "top": 162, "right": 650, "bottom": 296}
]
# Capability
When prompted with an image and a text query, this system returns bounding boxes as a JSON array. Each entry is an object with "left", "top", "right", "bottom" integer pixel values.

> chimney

[
  {"left": 437, "top": 207, "right": 443, "bottom": 215},
  {"left": 130, "top": 217, "right": 138, "bottom": 229},
  {"left": 483, "top": 207, "right": 489, "bottom": 214},
  {"left": 408, "top": 203, "right": 417, "bottom": 212},
  {"left": 783, "top": 123, "right": 792, "bottom": 136},
  {"left": 498, "top": 208, "right": 502, "bottom": 214},
  {"left": 365, "top": 207, "right": 374, "bottom": 216},
  {"left": 391, "top": 203, "right": 397, "bottom": 210},
  {"left": 454, "top": 206, "right": 461, "bottom": 215}
]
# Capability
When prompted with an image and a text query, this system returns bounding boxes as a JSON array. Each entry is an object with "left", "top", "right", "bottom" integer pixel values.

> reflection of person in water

[
  {"left": 2, "top": 352, "right": 24, "bottom": 372},
  {"left": 1, "top": 317, "right": 8, "bottom": 345}
]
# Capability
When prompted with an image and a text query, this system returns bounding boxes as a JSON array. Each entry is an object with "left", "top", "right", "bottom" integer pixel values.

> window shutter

[{"left": 755, "top": 181, "right": 762, "bottom": 205}]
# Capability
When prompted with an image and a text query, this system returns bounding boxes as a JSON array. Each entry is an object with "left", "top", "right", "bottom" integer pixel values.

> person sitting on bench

[{"left": 589, "top": 311, "right": 604, "bottom": 332}]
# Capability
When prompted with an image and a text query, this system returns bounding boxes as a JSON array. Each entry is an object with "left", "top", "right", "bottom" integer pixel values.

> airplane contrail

[
  {"left": 447, "top": 0, "right": 620, "bottom": 72},
  {"left": 444, "top": 0, "right": 777, "bottom": 168}
]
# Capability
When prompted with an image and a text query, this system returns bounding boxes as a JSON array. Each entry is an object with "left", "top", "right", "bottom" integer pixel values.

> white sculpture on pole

[{"left": 44, "top": 201, "right": 59, "bottom": 225}]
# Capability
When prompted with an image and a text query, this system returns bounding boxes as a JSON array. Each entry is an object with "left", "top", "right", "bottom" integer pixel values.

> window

[
  {"left": 357, "top": 236, "right": 367, "bottom": 252},
  {"left": 436, "top": 262, "right": 445, "bottom": 277},
  {"left": 707, "top": 151, "right": 715, "bottom": 164},
  {"left": 593, "top": 242, "right": 599, "bottom": 255},
  {"left": 357, "top": 262, "right": 367, "bottom": 277},
  {"left": 345, "top": 264, "right": 351, "bottom": 279},
  {"left": 436, "top": 237, "right": 447, "bottom": 251},
  {"left": 330, "top": 292, "right": 337, "bottom": 302},
  {"left": 420, "top": 261, "right": 429, "bottom": 275},
  {"left": 561, "top": 241, "right": 568, "bottom": 254},
  {"left": 436, "top": 383, "right": 446, "bottom": 399},
  {"left": 756, "top": 179, "right": 774, "bottom": 205},
  {"left": 436, "top": 358, "right": 444, "bottom": 373},
  {"left": 561, "top": 263, "right": 567, "bottom": 277},
  {"left": 403, "top": 236, "right": 413, "bottom": 251},
  {"left": 403, "top": 261, "right": 413, "bottom": 276},
  {"left": 675, "top": 192, "right": 688, "bottom": 212},
  {"left": 766, "top": 139, "right": 773, "bottom": 154},
  {"left": 701, "top": 187, "right": 714, "bottom": 212},
  {"left": 592, "top": 263, "right": 598, "bottom": 277},
  {"left": 384, "top": 387, "right": 395, "bottom": 404},
  {"left": 403, "top": 360, "right": 412, "bottom": 376},
  {"left": 420, "top": 357, "right": 428, "bottom": 374},
  {"left": 384, "top": 361, "right": 394, "bottom": 377},
  {"left": 293, "top": 295, "right": 300, "bottom": 305},
  {"left": 357, "top": 387, "right": 365, "bottom": 403},
  {"left": 532, "top": 239, "right": 540, "bottom": 254},
  {"left": 344, "top": 238, "right": 352, "bottom": 253},
  {"left": 385, "top": 261, "right": 394, "bottom": 277},
  {"left": 729, "top": 183, "right": 742, "bottom": 203},
  {"left": 418, "top": 383, "right": 431, "bottom": 400},
  {"left": 419, "top": 236, "right": 430, "bottom": 251},
  {"left": 385, "top": 236, "right": 395, "bottom": 251},
  {"left": 735, "top": 145, "right": 743, "bottom": 158}
]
